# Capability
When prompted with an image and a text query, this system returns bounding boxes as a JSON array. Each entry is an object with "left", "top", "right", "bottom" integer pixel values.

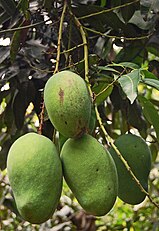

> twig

[
  {"left": 60, "top": 58, "right": 84, "bottom": 71},
  {"left": 62, "top": 42, "right": 87, "bottom": 55},
  {"left": 38, "top": 97, "right": 45, "bottom": 135},
  {"left": 78, "top": 0, "right": 140, "bottom": 20},
  {"left": 0, "top": 19, "right": 52, "bottom": 35},
  {"left": 83, "top": 26, "right": 153, "bottom": 41},
  {"left": 44, "top": 43, "right": 87, "bottom": 56},
  {"left": 96, "top": 68, "right": 126, "bottom": 98},
  {"left": 94, "top": 104, "right": 159, "bottom": 209},
  {"left": 69, "top": 10, "right": 93, "bottom": 98},
  {"left": 54, "top": 1, "right": 67, "bottom": 74}
]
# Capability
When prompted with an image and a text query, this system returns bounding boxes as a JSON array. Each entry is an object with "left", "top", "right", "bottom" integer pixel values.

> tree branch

[
  {"left": 0, "top": 19, "right": 53, "bottom": 35},
  {"left": 83, "top": 26, "right": 153, "bottom": 41},
  {"left": 54, "top": 0, "right": 67, "bottom": 74},
  {"left": 78, "top": 0, "right": 140, "bottom": 20},
  {"left": 69, "top": 10, "right": 93, "bottom": 99}
]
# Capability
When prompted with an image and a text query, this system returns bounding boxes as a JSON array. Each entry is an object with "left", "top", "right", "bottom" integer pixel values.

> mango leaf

[
  {"left": 13, "top": 81, "right": 35, "bottom": 129},
  {"left": 127, "top": 100, "right": 147, "bottom": 138},
  {"left": 129, "top": 10, "right": 152, "bottom": 30},
  {"left": 121, "top": 3, "right": 136, "bottom": 23},
  {"left": 118, "top": 69, "right": 140, "bottom": 104},
  {"left": 10, "top": 19, "right": 30, "bottom": 63},
  {"left": 142, "top": 78, "right": 159, "bottom": 91},
  {"left": 138, "top": 95, "right": 159, "bottom": 140},
  {"left": 118, "top": 62, "right": 139, "bottom": 69},
  {"left": 141, "top": 69, "right": 158, "bottom": 80},
  {"left": 10, "top": 30, "right": 21, "bottom": 63},
  {"left": 73, "top": 5, "right": 125, "bottom": 32},
  {"left": 97, "top": 66, "right": 120, "bottom": 74},
  {"left": 150, "top": 143, "right": 158, "bottom": 162},
  {"left": 0, "top": 139, "right": 12, "bottom": 170},
  {"left": 93, "top": 82, "right": 113, "bottom": 105},
  {"left": 100, "top": 0, "right": 107, "bottom": 7}
]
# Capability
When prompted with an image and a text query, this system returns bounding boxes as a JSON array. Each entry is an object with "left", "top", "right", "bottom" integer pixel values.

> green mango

[
  {"left": 109, "top": 133, "right": 151, "bottom": 205},
  {"left": 44, "top": 71, "right": 92, "bottom": 138},
  {"left": 61, "top": 134, "right": 118, "bottom": 216},
  {"left": 7, "top": 133, "right": 63, "bottom": 224}
]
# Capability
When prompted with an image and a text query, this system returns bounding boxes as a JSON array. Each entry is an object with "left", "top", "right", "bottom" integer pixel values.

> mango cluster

[
  {"left": 44, "top": 70, "right": 118, "bottom": 216},
  {"left": 7, "top": 71, "right": 152, "bottom": 225}
]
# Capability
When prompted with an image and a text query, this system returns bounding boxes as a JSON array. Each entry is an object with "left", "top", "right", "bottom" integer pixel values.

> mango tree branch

[
  {"left": 83, "top": 26, "right": 153, "bottom": 41},
  {"left": 38, "top": 98, "right": 45, "bottom": 135},
  {"left": 94, "top": 104, "right": 159, "bottom": 209},
  {"left": 45, "top": 43, "right": 87, "bottom": 55},
  {"left": 0, "top": 18, "right": 56, "bottom": 35},
  {"left": 54, "top": 0, "right": 67, "bottom": 74},
  {"left": 69, "top": 10, "right": 93, "bottom": 99},
  {"left": 96, "top": 68, "right": 126, "bottom": 98}
]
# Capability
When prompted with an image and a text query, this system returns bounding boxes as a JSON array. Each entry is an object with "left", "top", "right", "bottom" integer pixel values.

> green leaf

[
  {"left": 129, "top": 10, "right": 152, "bottom": 30},
  {"left": 10, "top": 19, "right": 30, "bottom": 63},
  {"left": 0, "top": 139, "right": 12, "bottom": 170},
  {"left": 101, "top": 0, "right": 107, "bottom": 7},
  {"left": 93, "top": 82, "right": 113, "bottom": 105},
  {"left": 13, "top": 81, "right": 35, "bottom": 129},
  {"left": 142, "top": 78, "right": 159, "bottom": 91},
  {"left": 97, "top": 66, "right": 120, "bottom": 74},
  {"left": 138, "top": 95, "right": 159, "bottom": 140},
  {"left": 10, "top": 30, "right": 21, "bottom": 63},
  {"left": 127, "top": 100, "right": 147, "bottom": 138},
  {"left": 73, "top": 5, "right": 125, "bottom": 32},
  {"left": 121, "top": 4, "right": 135, "bottom": 23},
  {"left": 141, "top": 70, "right": 158, "bottom": 80},
  {"left": 115, "top": 41, "right": 146, "bottom": 64},
  {"left": 118, "top": 62, "right": 139, "bottom": 69},
  {"left": 118, "top": 69, "right": 140, "bottom": 104}
]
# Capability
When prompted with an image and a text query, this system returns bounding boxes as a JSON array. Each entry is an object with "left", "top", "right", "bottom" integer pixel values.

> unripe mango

[
  {"left": 44, "top": 71, "right": 92, "bottom": 138},
  {"left": 109, "top": 134, "right": 151, "bottom": 205},
  {"left": 7, "top": 133, "right": 63, "bottom": 224},
  {"left": 61, "top": 134, "right": 118, "bottom": 216}
]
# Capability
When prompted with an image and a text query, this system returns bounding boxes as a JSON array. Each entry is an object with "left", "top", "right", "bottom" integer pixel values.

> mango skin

[
  {"left": 61, "top": 134, "right": 118, "bottom": 216},
  {"left": 44, "top": 71, "right": 92, "bottom": 138},
  {"left": 7, "top": 133, "right": 63, "bottom": 224},
  {"left": 109, "top": 134, "right": 151, "bottom": 205}
]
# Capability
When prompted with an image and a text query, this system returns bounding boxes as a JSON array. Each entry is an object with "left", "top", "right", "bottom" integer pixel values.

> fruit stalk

[
  {"left": 54, "top": 0, "right": 67, "bottom": 74},
  {"left": 69, "top": 9, "right": 93, "bottom": 99},
  {"left": 38, "top": 97, "right": 45, "bottom": 135}
]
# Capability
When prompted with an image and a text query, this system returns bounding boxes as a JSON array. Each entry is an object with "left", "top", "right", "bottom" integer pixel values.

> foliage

[{"left": 0, "top": 0, "right": 159, "bottom": 230}]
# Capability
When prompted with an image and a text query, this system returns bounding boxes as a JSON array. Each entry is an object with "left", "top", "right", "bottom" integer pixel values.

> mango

[
  {"left": 44, "top": 71, "right": 92, "bottom": 138},
  {"left": 109, "top": 133, "right": 151, "bottom": 205},
  {"left": 61, "top": 134, "right": 118, "bottom": 216},
  {"left": 7, "top": 132, "right": 63, "bottom": 224}
]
